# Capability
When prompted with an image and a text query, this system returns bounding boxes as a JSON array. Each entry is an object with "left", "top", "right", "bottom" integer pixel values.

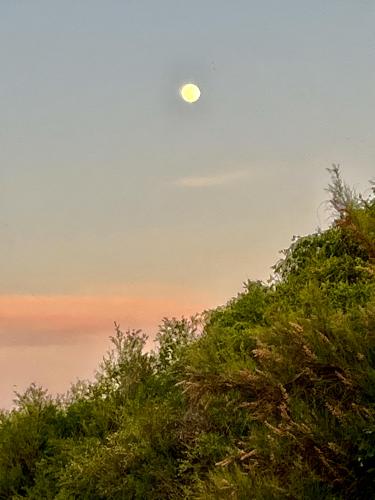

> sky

[{"left": 1, "top": 1, "right": 374, "bottom": 408}]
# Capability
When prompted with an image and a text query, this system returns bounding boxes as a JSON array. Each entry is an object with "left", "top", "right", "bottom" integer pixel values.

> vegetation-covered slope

[{"left": 1, "top": 168, "right": 374, "bottom": 499}]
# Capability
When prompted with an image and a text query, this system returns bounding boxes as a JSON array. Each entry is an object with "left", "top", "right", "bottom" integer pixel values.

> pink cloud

[{"left": 0, "top": 294, "right": 212, "bottom": 346}]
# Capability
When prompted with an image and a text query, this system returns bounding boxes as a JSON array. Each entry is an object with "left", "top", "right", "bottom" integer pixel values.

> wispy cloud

[
  {"left": 0, "top": 294, "right": 211, "bottom": 347},
  {"left": 172, "top": 170, "right": 247, "bottom": 188}
]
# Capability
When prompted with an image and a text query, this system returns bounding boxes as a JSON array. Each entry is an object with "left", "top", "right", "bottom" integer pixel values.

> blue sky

[
  {"left": 1, "top": 0, "right": 375, "bottom": 295},
  {"left": 0, "top": 1, "right": 374, "bottom": 406}
]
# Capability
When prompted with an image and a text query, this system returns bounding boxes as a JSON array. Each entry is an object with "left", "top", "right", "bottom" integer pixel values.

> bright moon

[{"left": 180, "top": 83, "right": 201, "bottom": 103}]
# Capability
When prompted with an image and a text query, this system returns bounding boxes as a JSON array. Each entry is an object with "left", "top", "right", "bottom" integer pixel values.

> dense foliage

[{"left": 1, "top": 168, "right": 374, "bottom": 499}]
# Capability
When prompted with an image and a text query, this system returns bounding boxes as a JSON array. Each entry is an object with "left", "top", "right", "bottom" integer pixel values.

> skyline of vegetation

[{"left": 0, "top": 168, "right": 374, "bottom": 499}]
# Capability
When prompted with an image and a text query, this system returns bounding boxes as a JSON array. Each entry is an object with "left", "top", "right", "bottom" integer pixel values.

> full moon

[{"left": 180, "top": 83, "right": 201, "bottom": 103}]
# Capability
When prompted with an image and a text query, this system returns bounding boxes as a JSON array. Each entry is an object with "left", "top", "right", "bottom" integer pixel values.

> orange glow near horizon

[{"left": 0, "top": 293, "right": 216, "bottom": 346}]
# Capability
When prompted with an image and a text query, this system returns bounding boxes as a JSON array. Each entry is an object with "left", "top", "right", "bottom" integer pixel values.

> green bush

[{"left": 0, "top": 169, "right": 374, "bottom": 499}]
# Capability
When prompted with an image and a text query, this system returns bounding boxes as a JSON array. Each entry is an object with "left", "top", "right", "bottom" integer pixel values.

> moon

[{"left": 180, "top": 83, "right": 201, "bottom": 103}]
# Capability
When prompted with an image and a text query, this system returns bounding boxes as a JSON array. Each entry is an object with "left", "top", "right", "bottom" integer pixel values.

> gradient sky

[{"left": 1, "top": 1, "right": 374, "bottom": 408}]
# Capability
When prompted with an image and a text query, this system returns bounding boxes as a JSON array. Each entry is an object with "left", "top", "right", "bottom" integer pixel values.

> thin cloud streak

[
  {"left": 173, "top": 170, "right": 248, "bottom": 188},
  {"left": 0, "top": 294, "right": 213, "bottom": 347}
]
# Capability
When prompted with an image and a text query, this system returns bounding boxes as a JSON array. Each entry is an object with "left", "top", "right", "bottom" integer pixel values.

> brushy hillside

[{"left": 0, "top": 167, "right": 374, "bottom": 499}]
